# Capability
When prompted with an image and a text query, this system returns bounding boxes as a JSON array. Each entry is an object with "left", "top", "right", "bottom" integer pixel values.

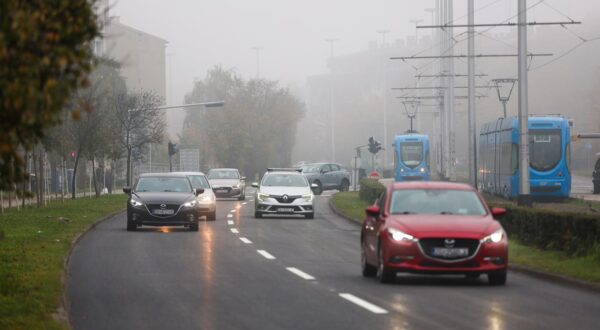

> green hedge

[
  {"left": 497, "top": 206, "right": 600, "bottom": 257},
  {"left": 359, "top": 178, "right": 385, "bottom": 203}
]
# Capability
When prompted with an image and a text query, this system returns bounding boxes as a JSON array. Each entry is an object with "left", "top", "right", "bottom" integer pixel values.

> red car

[{"left": 361, "top": 181, "right": 508, "bottom": 285}]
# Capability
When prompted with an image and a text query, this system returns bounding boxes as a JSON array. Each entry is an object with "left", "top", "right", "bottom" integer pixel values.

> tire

[
  {"left": 377, "top": 243, "right": 395, "bottom": 284},
  {"left": 313, "top": 181, "right": 323, "bottom": 195},
  {"left": 126, "top": 216, "right": 136, "bottom": 231},
  {"left": 594, "top": 182, "right": 600, "bottom": 194},
  {"left": 207, "top": 211, "right": 216, "bottom": 221},
  {"left": 305, "top": 212, "right": 314, "bottom": 219},
  {"left": 254, "top": 211, "right": 262, "bottom": 219},
  {"left": 190, "top": 222, "right": 199, "bottom": 231},
  {"left": 361, "top": 243, "right": 377, "bottom": 277},
  {"left": 488, "top": 271, "right": 507, "bottom": 286},
  {"left": 339, "top": 179, "right": 350, "bottom": 192}
]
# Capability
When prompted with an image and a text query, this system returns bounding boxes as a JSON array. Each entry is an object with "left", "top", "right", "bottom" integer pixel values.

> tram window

[{"left": 529, "top": 129, "right": 561, "bottom": 172}]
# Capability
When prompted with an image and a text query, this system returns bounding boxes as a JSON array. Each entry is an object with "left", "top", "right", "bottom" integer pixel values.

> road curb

[
  {"left": 328, "top": 192, "right": 600, "bottom": 293},
  {"left": 56, "top": 209, "right": 126, "bottom": 329}
]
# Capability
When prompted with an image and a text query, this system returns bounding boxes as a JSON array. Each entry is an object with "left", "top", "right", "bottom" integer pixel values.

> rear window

[{"left": 389, "top": 189, "right": 486, "bottom": 215}]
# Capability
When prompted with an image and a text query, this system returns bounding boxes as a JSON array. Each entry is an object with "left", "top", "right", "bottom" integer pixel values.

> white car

[
  {"left": 175, "top": 172, "right": 217, "bottom": 220},
  {"left": 252, "top": 168, "right": 317, "bottom": 219},
  {"left": 207, "top": 168, "right": 246, "bottom": 200}
]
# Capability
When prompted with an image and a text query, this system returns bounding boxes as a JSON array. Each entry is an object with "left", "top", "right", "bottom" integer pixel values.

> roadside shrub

[
  {"left": 495, "top": 205, "right": 600, "bottom": 257},
  {"left": 359, "top": 178, "right": 385, "bottom": 203}
]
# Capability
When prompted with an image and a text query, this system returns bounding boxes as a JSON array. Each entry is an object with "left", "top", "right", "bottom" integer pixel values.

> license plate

[
  {"left": 215, "top": 189, "right": 228, "bottom": 194},
  {"left": 153, "top": 209, "right": 174, "bottom": 215},
  {"left": 432, "top": 247, "right": 469, "bottom": 258},
  {"left": 278, "top": 208, "right": 294, "bottom": 212}
]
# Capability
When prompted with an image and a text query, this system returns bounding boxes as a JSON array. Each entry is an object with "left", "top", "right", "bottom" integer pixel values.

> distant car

[
  {"left": 207, "top": 168, "right": 246, "bottom": 200},
  {"left": 361, "top": 181, "right": 508, "bottom": 285},
  {"left": 252, "top": 168, "right": 317, "bottom": 219},
  {"left": 123, "top": 173, "right": 205, "bottom": 231},
  {"left": 300, "top": 163, "right": 350, "bottom": 195},
  {"left": 174, "top": 172, "right": 217, "bottom": 220},
  {"left": 593, "top": 153, "right": 600, "bottom": 194}
]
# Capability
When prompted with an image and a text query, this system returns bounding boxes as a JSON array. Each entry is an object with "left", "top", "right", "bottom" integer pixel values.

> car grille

[
  {"left": 146, "top": 204, "right": 180, "bottom": 217},
  {"left": 420, "top": 260, "right": 480, "bottom": 268},
  {"left": 272, "top": 195, "right": 301, "bottom": 204},
  {"left": 418, "top": 238, "right": 480, "bottom": 261}
]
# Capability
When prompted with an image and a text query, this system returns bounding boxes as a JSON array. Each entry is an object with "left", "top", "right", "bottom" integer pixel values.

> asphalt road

[{"left": 68, "top": 191, "right": 600, "bottom": 330}]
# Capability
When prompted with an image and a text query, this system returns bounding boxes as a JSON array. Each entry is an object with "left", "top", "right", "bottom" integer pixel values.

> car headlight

[
  {"left": 199, "top": 195, "right": 215, "bottom": 202},
  {"left": 302, "top": 193, "right": 314, "bottom": 202},
  {"left": 233, "top": 183, "right": 240, "bottom": 189},
  {"left": 183, "top": 200, "right": 197, "bottom": 208},
  {"left": 130, "top": 198, "right": 144, "bottom": 207},
  {"left": 257, "top": 192, "right": 269, "bottom": 202},
  {"left": 387, "top": 228, "right": 417, "bottom": 242},
  {"left": 481, "top": 229, "right": 504, "bottom": 244}
]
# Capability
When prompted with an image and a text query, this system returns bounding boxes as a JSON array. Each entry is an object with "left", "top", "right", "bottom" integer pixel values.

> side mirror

[
  {"left": 123, "top": 187, "right": 132, "bottom": 195},
  {"left": 365, "top": 205, "right": 381, "bottom": 218},
  {"left": 195, "top": 188, "right": 205, "bottom": 195},
  {"left": 251, "top": 182, "right": 259, "bottom": 188},
  {"left": 491, "top": 207, "right": 507, "bottom": 219},
  {"left": 321, "top": 169, "right": 328, "bottom": 174}
]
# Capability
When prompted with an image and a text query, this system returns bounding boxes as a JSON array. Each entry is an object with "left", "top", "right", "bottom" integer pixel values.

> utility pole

[
  {"left": 447, "top": 0, "right": 456, "bottom": 181},
  {"left": 410, "top": 19, "right": 424, "bottom": 45},
  {"left": 325, "top": 38, "right": 338, "bottom": 162},
  {"left": 376, "top": 29, "right": 390, "bottom": 170},
  {"left": 467, "top": 0, "right": 476, "bottom": 188},
  {"left": 517, "top": 0, "right": 531, "bottom": 206},
  {"left": 251, "top": 47, "right": 263, "bottom": 79}
]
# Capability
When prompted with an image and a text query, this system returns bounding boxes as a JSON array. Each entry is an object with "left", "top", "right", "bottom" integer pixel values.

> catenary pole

[
  {"left": 518, "top": 0, "right": 531, "bottom": 206},
  {"left": 468, "top": 0, "right": 477, "bottom": 188}
]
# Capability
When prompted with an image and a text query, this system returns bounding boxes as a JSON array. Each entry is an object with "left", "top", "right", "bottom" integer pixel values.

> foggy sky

[{"left": 111, "top": 0, "right": 600, "bottom": 136}]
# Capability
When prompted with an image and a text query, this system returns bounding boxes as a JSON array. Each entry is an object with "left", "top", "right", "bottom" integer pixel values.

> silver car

[
  {"left": 252, "top": 168, "right": 317, "bottom": 219},
  {"left": 207, "top": 168, "right": 246, "bottom": 200},
  {"left": 175, "top": 172, "right": 217, "bottom": 220}
]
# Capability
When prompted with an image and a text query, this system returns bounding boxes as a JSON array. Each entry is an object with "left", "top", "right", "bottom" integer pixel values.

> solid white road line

[
  {"left": 239, "top": 237, "right": 252, "bottom": 244},
  {"left": 230, "top": 228, "right": 239, "bottom": 234},
  {"left": 227, "top": 220, "right": 234, "bottom": 225},
  {"left": 286, "top": 267, "right": 316, "bottom": 280},
  {"left": 257, "top": 250, "right": 276, "bottom": 260},
  {"left": 227, "top": 214, "right": 233, "bottom": 218},
  {"left": 338, "top": 293, "right": 388, "bottom": 314}
]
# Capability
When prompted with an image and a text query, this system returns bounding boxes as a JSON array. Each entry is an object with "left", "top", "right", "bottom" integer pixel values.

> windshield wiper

[
  {"left": 440, "top": 211, "right": 454, "bottom": 215},
  {"left": 395, "top": 211, "right": 417, "bottom": 215}
]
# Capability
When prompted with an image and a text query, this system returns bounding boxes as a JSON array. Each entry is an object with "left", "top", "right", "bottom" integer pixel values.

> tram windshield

[
  {"left": 400, "top": 142, "right": 423, "bottom": 168},
  {"left": 529, "top": 129, "right": 562, "bottom": 172}
]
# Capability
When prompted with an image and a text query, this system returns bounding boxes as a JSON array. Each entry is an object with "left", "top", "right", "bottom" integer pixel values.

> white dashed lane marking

[
  {"left": 227, "top": 214, "right": 233, "bottom": 218},
  {"left": 239, "top": 237, "right": 252, "bottom": 244},
  {"left": 230, "top": 228, "right": 239, "bottom": 234},
  {"left": 230, "top": 209, "right": 236, "bottom": 213},
  {"left": 338, "top": 293, "right": 388, "bottom": 314},
  {"left": 257, "top": 250, "right": 276, "bottom": 260},
  {"left": 286, "top": 267, "right": 316, "bottom": 280},
  {"left": 227, "top": 220, "right": 234, "bottom": 225}
]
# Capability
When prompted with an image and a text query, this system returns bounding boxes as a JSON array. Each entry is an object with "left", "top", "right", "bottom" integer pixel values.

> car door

[
  {"left": 329, "top": 164, "right": 342, "bottom": 187},
  {"left": 320, "top": 164, "right": 334, "bottom": 188},
  {"left": 364, "top": 191, "right": 387, "bottom": 261}
]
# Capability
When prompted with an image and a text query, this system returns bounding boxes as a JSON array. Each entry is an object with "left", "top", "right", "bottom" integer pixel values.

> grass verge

[
  {"left": 0, "top": 194, "right": 126, "bottom": 329},
  {"left": 331, "top": 191, "right": 600, "bottom": 284}
]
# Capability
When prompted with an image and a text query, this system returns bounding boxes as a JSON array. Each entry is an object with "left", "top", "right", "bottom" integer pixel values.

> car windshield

[
  {"left": 188, "top": 175, "right": 211, "bottom": 189},
  {"left": 389, "top": 189, "right": 486, "bottom": 215},
  {"left": 529, "top": 129, "right": 562, "bottom": 172},
  {"left": 262, "top": 174, "right": 308, "bottom": 187},
  {"left": 300, "top": 165, "right": 320, "bottom": 173},
  {"left": 208, "top": 170, "right": 240, "bottom": 180},
  {"left": 400, "top": 142, "right": 423, "bottom": 168},
  {"left": 135, "top": 177, "right": 192, "bottom": 193}
]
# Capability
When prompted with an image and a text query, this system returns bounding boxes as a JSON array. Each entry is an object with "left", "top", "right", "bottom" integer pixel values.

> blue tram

[
  {"left": 478, "top": 115, "right": 571, "bottom": 199},
  {"left": 393, "top": 134, "right": 430, "bottom": 181}
]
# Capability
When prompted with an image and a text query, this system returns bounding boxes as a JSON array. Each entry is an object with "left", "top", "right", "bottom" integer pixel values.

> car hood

[
  {"left": 388, "top": 214, "right": 496, "bottom": 238},
  {"left": 132, "top": 192, "right": 195, "bottom": 204},
  {"left": 259, "top": 186, "right": 311, "bottom": 196},
  {"left": 209, "top": 179, "right": 241, "bottom": 187}
]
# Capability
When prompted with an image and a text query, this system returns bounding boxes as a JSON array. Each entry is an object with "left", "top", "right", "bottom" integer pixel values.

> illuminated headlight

[
  {"left": 257, "top": 192, "right": 269, "bottom": 202},
  {"left": 400, "top": 168, "right": 405, "bottom": 172},
  {"left": 481, "top": 229, "right": 504, "bottom": 244},
  {"left": 183, "top": 200, "right": 197, "bottom": 208},
  {"left": 420, "top": 167, "right": 425, "bottom": 173},
  {"left": 233, "top": 183, "right": 240, "bottom": 189},
  {"left": 130, "top": 198, "right": 143, "bottom": 207},
  {"left": 387, "top": 228, "right": 417, "bottom": 242},
  {"left": 199, "top": 195, "right": 215, "bottom": 202},
  {"left": 302, "top": 193, "right": 314, "bottom": 202}
]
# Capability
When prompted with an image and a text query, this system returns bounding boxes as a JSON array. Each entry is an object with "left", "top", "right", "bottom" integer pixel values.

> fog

[{"left": 112, "top": 0, "right": 600, "bottom": 171}]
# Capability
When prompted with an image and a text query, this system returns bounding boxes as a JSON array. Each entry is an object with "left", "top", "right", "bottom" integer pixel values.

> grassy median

[
  {"left": 331, "top": 191, "right": 600, "bottom": 284},
  {"left": 0, "top": 195, "right": 126, "bottom": 329}
]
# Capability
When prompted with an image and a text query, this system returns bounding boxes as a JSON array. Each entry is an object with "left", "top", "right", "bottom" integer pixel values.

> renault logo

[
  {"left": 160, "top": 204, "right": 167, "bottom": 209},
  {"left": 444, "top": 238, "right": 455, "bottom": 248},
  {"left": 282, "top": 195, "right": 289, "bottom": 201}
]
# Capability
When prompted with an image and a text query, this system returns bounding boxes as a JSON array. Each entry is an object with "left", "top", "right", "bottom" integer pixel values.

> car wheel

[
  {"left": 594, "top": 183, "right": 600, "bottom": 194},
  {"left": 313, "top": 181, "right": 323, "bottom": 195},
  {"left": 126, "top": 217, "right": 136, "bottom": 231},
  {"left": 339, "top": 179, "right": 350, "bottom": 192},
  {"left": 361, "top": 243, "right": 377, "bottom": 277},
  {"left": 488, "top": 271, "right": 507, "bottom": 286},
  {"left": 208, "top": 211, "right": 216, "bottom": 221},
  {"left": 377, "top": 243, "right": 395, "bottom": 284},
  {"left": 254, "top": 211, "right": 262, "bottom": 219},
  {"left": 238, "top": 192, "right": 245, "bottom": 201},
  {"left": 305, "top": 212, "right": 314, "bottom": 219},
  {"left": 190, "top": 222, "right": 199, "bottom": 231}
]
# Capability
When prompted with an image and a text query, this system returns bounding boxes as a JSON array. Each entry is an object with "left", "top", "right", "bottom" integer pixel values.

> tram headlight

[{"left": 419, "top": 167, "right": 425, "bottom": 173}]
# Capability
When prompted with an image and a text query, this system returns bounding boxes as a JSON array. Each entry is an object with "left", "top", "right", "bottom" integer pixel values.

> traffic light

[
  {"left": 168, "top": 141, "right": 178, "bottom": 157},
  {"left": 368, "top": 136, "right": 382, "bottom": 154}
]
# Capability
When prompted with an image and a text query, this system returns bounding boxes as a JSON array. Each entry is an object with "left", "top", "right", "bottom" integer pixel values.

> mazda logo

[
  {"left": 444, "top": 238, "right": 455, "bottom": 248},
  {"left": 160, "top": 204, "right": 167, "bottom": 209},
  {"left": 283, "top": 195, "right": 289, "bottom": 201}
]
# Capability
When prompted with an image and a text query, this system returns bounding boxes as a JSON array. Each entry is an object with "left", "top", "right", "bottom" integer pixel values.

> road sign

[{"left": 179, "top": 149, "right": 200, "bottom": 172}]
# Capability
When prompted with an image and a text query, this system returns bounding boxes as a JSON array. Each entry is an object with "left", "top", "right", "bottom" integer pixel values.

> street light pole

[
  {"left": 517, "top": 0, "right": 531, "bottom": 206},
  {"left": 325, "top": 38, "right": 338, "bottom": 162},
  {"left": 468, "top": 0, "right": 477, "bottom": 188},
  {"left": 251, "top": 47, "right": 263, "bottom": 79},
  {"left": 376, "top": 29, "right": 390, "bottom": 170}
]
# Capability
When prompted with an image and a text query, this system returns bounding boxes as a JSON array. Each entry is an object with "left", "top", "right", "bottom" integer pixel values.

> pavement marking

[
  {"left": 239, "top": 237, "right": 252, "bottom": 244},
  {"left": 230, "top": 209, "right": 236, "bottom": 213},
  {"left": 286, "top": 267, "right": 316, "bottom": 280},
  {"left": 242, "top": 202, "right": 248, "bottom": 205},
  {"left": 249, "top": 199, "right": 254, "bottom": 202},
  {"left": 227, "top": 214, "right": 233, "bottom": 218},
  {"left": 257, "top": 250, "right": 276, "bottom": 260},
  {"left": 227, "top": 220, "right": 234, "bottom": 225},
  {"left": 230, "top": 228, "right": 239, "bottom": 234},
  {"left": 338, "top": 293, "right": 388, "bottom": 314}
]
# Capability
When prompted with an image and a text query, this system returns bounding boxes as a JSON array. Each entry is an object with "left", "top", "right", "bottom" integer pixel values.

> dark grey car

[{"left": 300, "top": 163, "right": 350, "bottom": 195}]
